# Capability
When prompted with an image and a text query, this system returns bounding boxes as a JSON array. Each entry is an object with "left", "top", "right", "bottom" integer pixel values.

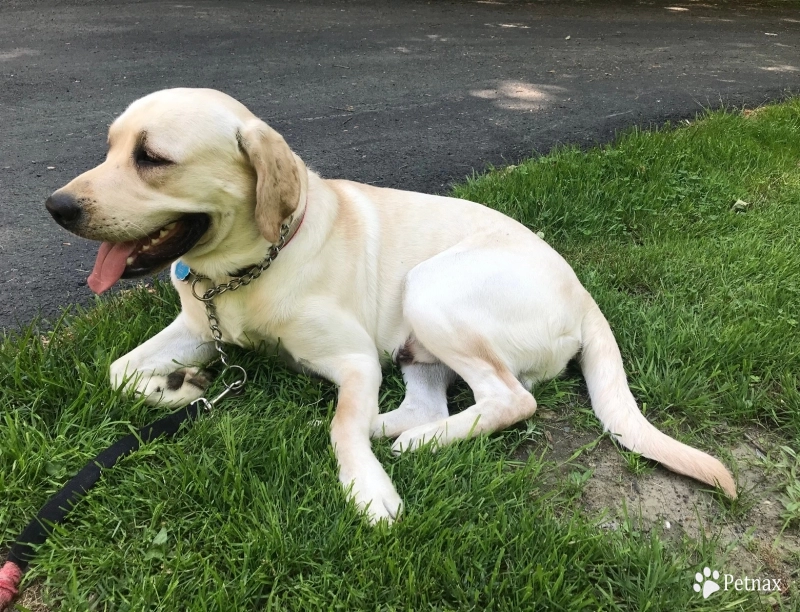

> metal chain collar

[{"left": 187, "top": 221, "right": 291, "bottom": 410}]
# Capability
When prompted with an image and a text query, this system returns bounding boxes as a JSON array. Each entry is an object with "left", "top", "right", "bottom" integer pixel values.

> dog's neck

[
  {"left": 224, "top": 197, "right": 307, "bottom": 278},
  {"left": 282, "top": 200, "right": 307, "bottom": 249}
]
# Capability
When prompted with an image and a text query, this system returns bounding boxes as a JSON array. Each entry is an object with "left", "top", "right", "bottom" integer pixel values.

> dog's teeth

[
  {"left": 159, "top": 229, "right": 169, "bottom": 237},
  {"left": 142, "top": 244, "right": 151, "bottom": 251},
  {"left": 126, "top": 257, "right": 134, "bottom": 265},
  {"left": 164, "top": 222, "right": 177, "bottom": 230},
  {"left": 151, "top": 238, "right": 160, "bottom": 246}
]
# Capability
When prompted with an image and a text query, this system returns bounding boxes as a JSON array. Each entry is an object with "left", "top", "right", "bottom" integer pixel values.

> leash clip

[{"left": 202, "top": 365, "right": 247, "bottom": 412}]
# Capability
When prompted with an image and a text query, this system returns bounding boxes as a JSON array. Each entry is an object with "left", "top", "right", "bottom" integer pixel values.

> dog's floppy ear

[{"left": 237, "top": 119, "right": 300, "bottom": 243}]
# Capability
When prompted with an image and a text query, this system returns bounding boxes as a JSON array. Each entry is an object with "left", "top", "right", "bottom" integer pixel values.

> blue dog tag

[{"left": 175, "top": 260, "right": 191, "bottom": 281}]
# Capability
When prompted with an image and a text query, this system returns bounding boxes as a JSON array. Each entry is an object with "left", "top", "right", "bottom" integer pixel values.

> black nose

[{"left": 46, "top": 192, "right": 83, "bottom": 229}]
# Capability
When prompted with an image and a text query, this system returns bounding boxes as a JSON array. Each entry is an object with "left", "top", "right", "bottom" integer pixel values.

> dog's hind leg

[
  {"left": 391, "top": 352, "right": 537, "bottom": 455},
  {"left": 370, "top": 363, "right": 455, "bottom": 439},
  {"left": 392, "top": 248, "right": 543, "bottom": 454}
]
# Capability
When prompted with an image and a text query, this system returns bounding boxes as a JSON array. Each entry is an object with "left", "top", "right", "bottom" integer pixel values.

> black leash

[{"left": 0, "top": 399, "right": 209, "bottom": 609}]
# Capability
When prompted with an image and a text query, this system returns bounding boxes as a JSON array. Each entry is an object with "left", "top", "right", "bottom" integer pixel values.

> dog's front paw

[
  {"left": 111, "top": 357, "right": 212, "bottom": 407},
  {"left": 341, "top": 465, "right": 404, "bottom": 525},
  {"left": 140, "top": 367, "right": 212, "bottom": 407}
]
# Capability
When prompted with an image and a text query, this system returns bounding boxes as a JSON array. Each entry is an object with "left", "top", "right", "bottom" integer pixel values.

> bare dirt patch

[
  {"left": 530, "top": 419, "right": 799, "bottom": 588},
  {"left": 16, "top": 580, "right": 50, "bottom": 612}
]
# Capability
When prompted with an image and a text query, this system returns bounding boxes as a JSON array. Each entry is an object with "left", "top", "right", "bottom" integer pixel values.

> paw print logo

[{"left": 693, "top": 567, "right": 721, "bottom": 599}]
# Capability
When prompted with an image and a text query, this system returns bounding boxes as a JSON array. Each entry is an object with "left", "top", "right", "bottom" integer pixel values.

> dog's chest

[
  {"left": 180, "top": 280, "right": 287, "bottom": 351},
  {"left": 214, "top": 293, "right": 284, "bottom": 349}
]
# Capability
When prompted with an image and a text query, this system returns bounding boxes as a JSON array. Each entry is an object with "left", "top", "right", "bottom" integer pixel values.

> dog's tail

[{"left": 579, "top": 304, "right": 736, "bottom": 498}]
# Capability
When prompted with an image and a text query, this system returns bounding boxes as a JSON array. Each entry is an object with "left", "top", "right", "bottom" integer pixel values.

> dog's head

[{"left": 46, "top": 88, "right": 306, "bottom": 293}]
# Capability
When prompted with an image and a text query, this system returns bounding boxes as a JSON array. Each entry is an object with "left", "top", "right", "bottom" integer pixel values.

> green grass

[{"left": 3, "top": 100, "right": 800, "bottom": 610}]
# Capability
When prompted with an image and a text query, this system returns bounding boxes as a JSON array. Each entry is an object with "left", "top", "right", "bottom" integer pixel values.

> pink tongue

[{"left": 87, "top": 241, "right": 138, "bottom": 294}]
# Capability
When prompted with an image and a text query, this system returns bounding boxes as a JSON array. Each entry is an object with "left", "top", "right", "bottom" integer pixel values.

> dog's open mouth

[{"left": 87, "top": 213, "right": 210, "bottom": 294}]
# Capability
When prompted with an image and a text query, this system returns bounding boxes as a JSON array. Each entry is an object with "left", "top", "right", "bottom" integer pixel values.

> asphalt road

[{"left": 1, "top": 0, "right": 797, "bottom": 330}]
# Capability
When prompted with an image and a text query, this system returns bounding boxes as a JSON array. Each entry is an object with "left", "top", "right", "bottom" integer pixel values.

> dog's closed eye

[{"left": 134, "top": 145, "right": 173, "bottom": 169}]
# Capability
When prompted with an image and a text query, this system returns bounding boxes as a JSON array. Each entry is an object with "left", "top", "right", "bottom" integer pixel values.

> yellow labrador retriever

[{"left": 45, "top": 88, "right": 736, "bottom": 522}]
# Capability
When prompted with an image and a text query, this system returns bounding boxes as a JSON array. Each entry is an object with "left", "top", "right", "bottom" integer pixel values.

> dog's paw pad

[
  {"left": 166, "top": 371, "right": 187, "bottom": 391},
  {"left": 141, "top": 368, "right": 211, "bottom": 407},
  {"left": 187, "top": 370, "right": 212, "bottom": 390},
  {"left": 166, "top": 368, "right": 212, "bottom": 391}
]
